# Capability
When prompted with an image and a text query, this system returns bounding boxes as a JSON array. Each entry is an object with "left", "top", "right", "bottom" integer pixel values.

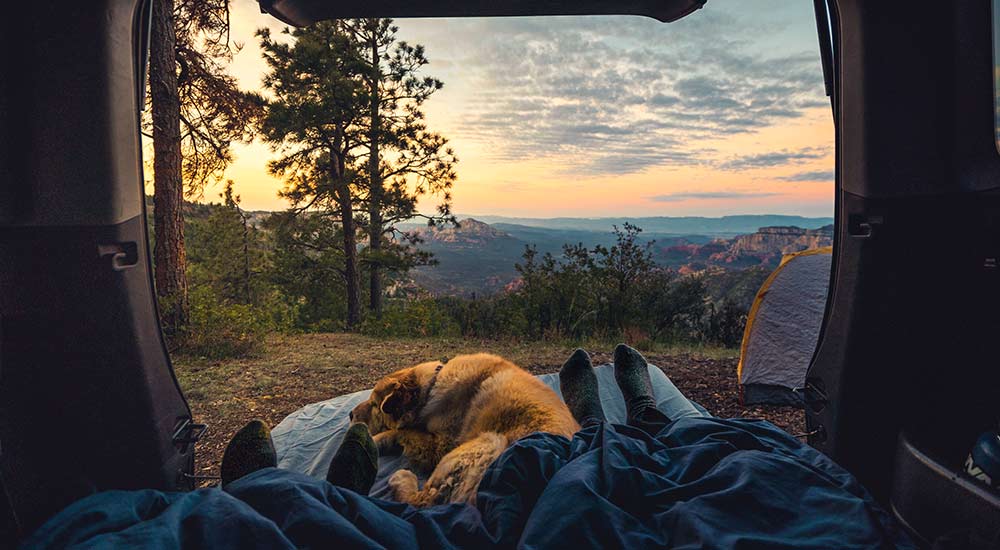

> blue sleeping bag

[
  {"left": 22, "top": 366, "right": 915, "bottom": 549},
  {"left": 22, "top": 422, "right": 914, "bottom": 548}
]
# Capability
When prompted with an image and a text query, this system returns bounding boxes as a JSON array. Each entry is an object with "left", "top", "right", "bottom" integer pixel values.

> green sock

[
  {"left": 327, "top": 423, "right": 379, "bottom": 494},
  {"left": 613, "top": 344, "right": 657, "bottom": 421},
  {"left": 220, "top": 419, "right": 277, "bottom": 488},
  {"left": 559, "top": 348, "right": 605, "bottom": 426}
]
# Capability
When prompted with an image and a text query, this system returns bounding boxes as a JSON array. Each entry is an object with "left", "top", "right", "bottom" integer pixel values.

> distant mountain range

[
  {"left": 663, "top": 226, "right": 834, "bottom": 273},
  {"left": 165, "top": 197, "right": 833, "bottom": 301},
  {"left": 405, "top": 218, "right": 833, "bottom": 296},
  {"left": 459, "top": 214, "right": 833, "bottom": 236}
]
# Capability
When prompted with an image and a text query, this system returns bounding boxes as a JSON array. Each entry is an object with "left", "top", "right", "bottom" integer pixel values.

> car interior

[{"left": 1, "top": 0, "right": 999, "bottom": 546}]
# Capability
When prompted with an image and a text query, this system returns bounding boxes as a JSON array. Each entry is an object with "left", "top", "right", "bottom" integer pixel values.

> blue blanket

[{"left": 23, "top": 418, "right": 914, "bottom": 549}]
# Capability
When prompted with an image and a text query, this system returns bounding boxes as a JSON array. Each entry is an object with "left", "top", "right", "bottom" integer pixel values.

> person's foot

[
  {"left": 221, "top": 419, "right": 277, "bottom": 488},
  {"left": 326, "top": 422, "right": 378, "bottom": 494},
  {"left": 613, "top": 344, "right": 658, "bottom": 422},
  {"left": 559, "top": 348, "right": 605, "bottom": 426}
]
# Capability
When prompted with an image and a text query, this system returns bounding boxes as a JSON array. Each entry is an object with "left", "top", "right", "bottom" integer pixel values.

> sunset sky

[{"left": 194, "top": 0, "right": 834, "bottom": 218}]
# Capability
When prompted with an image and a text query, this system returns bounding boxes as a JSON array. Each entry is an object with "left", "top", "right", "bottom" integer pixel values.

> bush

[
  {"left": 361, "top": 299, "right": 461, "bottom": 338},
  {"left": 254, "top": 289, "right": 300, "bottom": 334},
  {"left": 435, "top": 295, "right": 529, "bottom": 339},
  {"left": 181, "top": 286, "right": 276, "bottom": 359},
  {"left": 699, "top": 299, "right": 747, "bottom": 348}
]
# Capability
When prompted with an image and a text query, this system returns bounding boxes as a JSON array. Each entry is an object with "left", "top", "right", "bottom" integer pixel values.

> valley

[{"left": 405, "top": 217, "right": 833, "bottom": 298}]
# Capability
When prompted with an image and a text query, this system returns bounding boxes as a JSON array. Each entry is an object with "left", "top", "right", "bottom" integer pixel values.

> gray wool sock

[
  {"left": 613, "top": 344, "right": 657, "bottom": 421},
  {"left": 559, "top": 348, "right": 605, "bottom": 426},
  {"left": 221, "top": 419, "right": 277, "bottom": 488},
  {"left": 327, "top": 422, "right": 378, "bottom": 494}
]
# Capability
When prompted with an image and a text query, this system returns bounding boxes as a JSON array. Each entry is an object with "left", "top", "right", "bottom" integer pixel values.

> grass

[{"left": 172, "top": 332, "right": 800, "bottom": 481}]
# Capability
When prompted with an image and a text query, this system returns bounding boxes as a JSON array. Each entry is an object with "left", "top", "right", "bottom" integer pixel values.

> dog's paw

[
  {"left": 373, "top": 431, "right": 402, "bottom": 455},
  {"left": 388, "top": 469, "right": 418, "bottom": 489},
  {"left": 388, "top": 469, "right": 419, "bottom": 502}
]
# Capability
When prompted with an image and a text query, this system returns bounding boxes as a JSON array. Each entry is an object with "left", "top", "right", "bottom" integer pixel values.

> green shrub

[
  {"left": 435, "top": 295, "right": 529, "bottom": 339},
  {"left": 181, "top": 286, "right": 274, "bottom": 358},
  {"left": 699, "top": 299, "right": 747, "bottom": 348},
  {"left": 361, "top": 299, "right": 461, "bottom": 338},
  {"left": 254, "top": 289, "right": 300, "bottom": 334}
]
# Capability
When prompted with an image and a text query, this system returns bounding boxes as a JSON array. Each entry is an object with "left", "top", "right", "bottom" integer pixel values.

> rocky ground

[{"left": 173, "top": 333, "right": 805, "bottom": 483}]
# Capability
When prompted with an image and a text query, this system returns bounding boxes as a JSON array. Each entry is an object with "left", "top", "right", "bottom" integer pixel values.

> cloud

[
  {"left": 648, "top": 191, "right": 782, "bottom": 202},
  {"left": 776, "top": 170, "right": 834, "bottom": 182},
  {"left": 404, "top": 6, "right": 829, "bottom": 177},
  {"left": 716, "top": 147, "right": 828, "bottom": 171}
]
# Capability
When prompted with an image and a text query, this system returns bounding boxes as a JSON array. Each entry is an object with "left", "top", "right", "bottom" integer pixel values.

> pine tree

[
  {"left": 149, "top": 0, "right": 187, "bottom": 332},
  {"left": 346, "top": 18, "right": 458, "bottom": 317},
  {"left": 147, "top": 0, "right": 263, "bottom": 333},
  {"left": 258, "top": 20, "right": 456, "bottom": 327},
  {"left": 263, "top": 211, "right": 349, "bottom": 331},
  {"left": 186, "top": 181, "right": 264, "bottom": 305},
  {"left": 257, "top": 22, "right": 367, "bottom": 329}
]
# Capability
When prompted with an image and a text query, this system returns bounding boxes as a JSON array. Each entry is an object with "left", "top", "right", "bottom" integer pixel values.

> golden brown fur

[{"left": 350, "top": 353, "right": 579, "bottom": 507}]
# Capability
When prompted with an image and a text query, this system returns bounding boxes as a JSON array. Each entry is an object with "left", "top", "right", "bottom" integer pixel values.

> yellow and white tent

[{"left": 738, "top": 247, "right": 832, "bottom": 407}]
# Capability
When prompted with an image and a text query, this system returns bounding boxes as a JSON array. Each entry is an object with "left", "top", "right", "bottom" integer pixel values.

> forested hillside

[{"left": 153, "top": 196, "right": 826, "bottom": 357}]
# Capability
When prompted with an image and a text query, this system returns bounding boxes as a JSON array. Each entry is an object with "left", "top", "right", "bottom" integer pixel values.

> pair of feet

[
  {"left": 220, "top": 419, "right": 378, "bottom": 493},
  {"left": 559, "top": 343, "right": 661, "bottom": 427}
]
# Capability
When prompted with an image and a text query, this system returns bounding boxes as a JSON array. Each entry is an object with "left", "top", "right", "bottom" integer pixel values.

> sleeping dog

[{"left": 350, "top": 353, "right": 579, "bottom": 507}]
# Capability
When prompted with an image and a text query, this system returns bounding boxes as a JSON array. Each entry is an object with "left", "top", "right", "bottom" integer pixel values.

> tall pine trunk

[
  {"left": 331, "top": 140, "right": 361, "bottom": 329},
  {"left": 366, "top": 23, "right": 383, "bottom": 317},
  {"left": 338, "top": 182, "right": 361, "bottom": 329},
  {"left": 149, "top": 0, "right": 188, "bottom": 332},
  {"left": 240, "top": 209, "right": 251, "bottom": 304}
]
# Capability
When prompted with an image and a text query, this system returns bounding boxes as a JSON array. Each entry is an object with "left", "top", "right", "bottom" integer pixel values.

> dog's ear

[{"left": 379, "top": 375, "right": 420, "bottom": 420}]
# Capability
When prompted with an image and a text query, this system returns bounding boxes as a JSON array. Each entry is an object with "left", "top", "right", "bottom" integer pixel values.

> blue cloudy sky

[{"left": 221, "top": 0, "right": 833, "bottom": 217}]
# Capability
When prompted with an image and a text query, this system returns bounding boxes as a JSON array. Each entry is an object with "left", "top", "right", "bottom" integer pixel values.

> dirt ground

[{"left": 173, "top": 333, "right": 805, "bottom": 481}]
